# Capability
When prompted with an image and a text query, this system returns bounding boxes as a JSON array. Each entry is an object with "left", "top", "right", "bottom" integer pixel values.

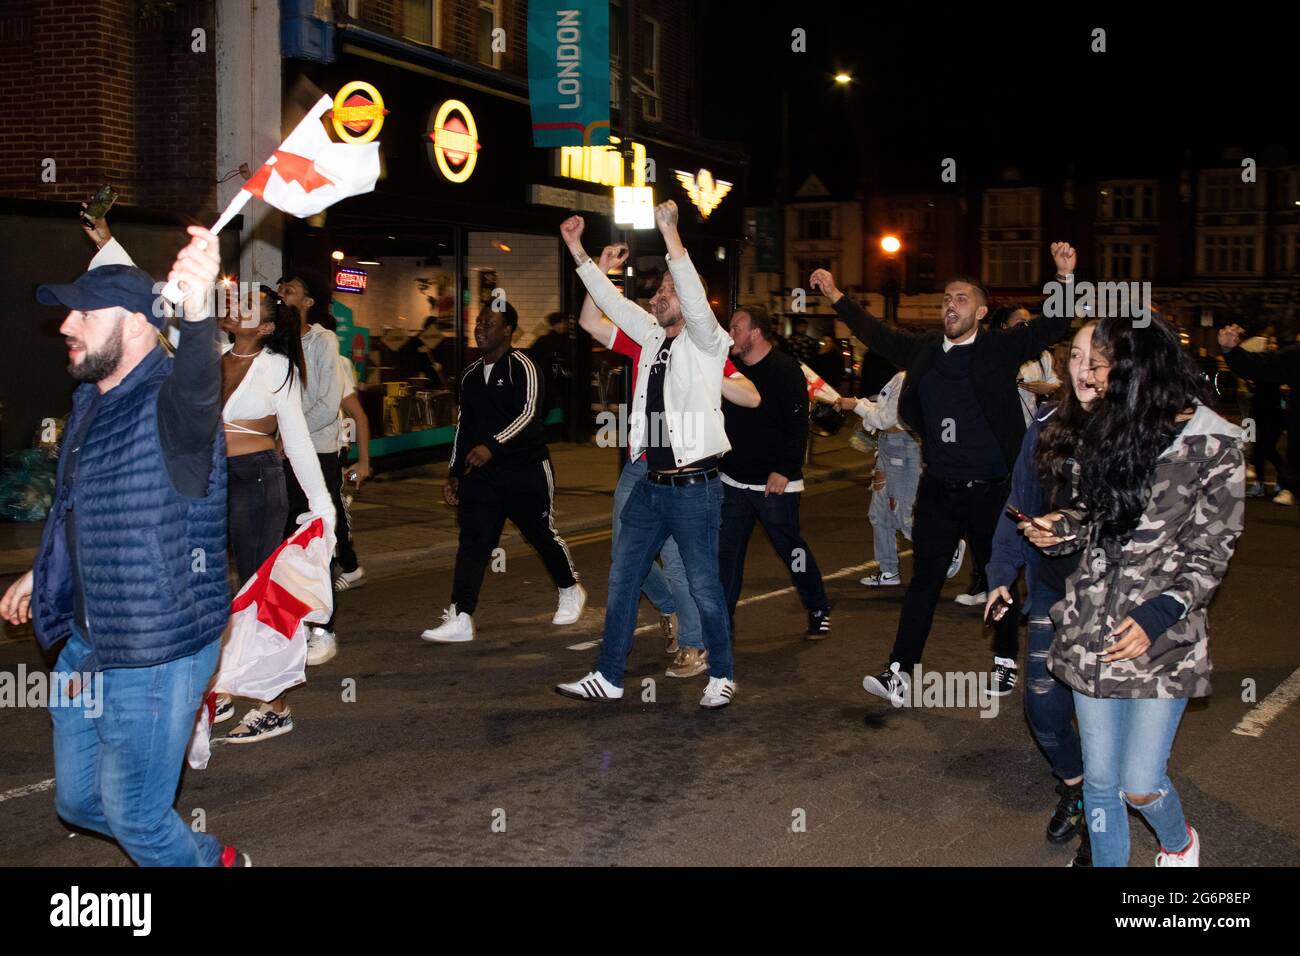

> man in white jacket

[{"left": 555, "top": 201, "right": 738, "bottom": 709}]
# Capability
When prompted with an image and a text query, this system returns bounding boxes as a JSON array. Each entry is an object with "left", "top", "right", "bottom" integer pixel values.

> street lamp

[
  {"left": 834, "top": 72, "right": 852, "bottom": 84},
  {"left": 881, "top": 235, "right": 901, "bottom": 255}
]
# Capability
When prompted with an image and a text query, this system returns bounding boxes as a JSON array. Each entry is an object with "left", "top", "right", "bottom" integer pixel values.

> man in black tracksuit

[
  {"left": 810, "top": 243, "right": 1075, "bottom": 703},
  {"left": 420, "top": 303, "right": 583, "bottom": 643},
  {"left": 719, "top": 306, "right": 831, "bottom": 638},
  {"left": 1219, "top": 321, "right": 1300, "bottom": 502}
]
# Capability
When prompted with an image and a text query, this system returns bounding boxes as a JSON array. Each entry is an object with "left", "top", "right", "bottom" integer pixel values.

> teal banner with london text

[{"left": 527, "top": 0, "right": 611, "bottom": 147}]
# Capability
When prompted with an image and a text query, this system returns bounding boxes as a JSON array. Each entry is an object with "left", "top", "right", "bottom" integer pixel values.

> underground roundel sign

[
  {"left": 427, "top": 99, "right": 480, "bottom": 183},
  {"left": 329, "top": 81, "right": 388, "bottom": 144}
]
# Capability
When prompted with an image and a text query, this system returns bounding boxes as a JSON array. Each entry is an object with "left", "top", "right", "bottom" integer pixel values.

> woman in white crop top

[{"left": 218, "top": 286, "right": 334, "bottom": 741}]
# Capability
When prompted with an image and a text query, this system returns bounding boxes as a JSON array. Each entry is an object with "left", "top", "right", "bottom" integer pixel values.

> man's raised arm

[
  {"left": 561, "top": 215, "right": 656, "bottom": 346},
  {"left": 656, "top": 201, "right": 728, "bottom": 357},
  {"left": 810, "top": 268, "right": 919, "bottom": 369}
]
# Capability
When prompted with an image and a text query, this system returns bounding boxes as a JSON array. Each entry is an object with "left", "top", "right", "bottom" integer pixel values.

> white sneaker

[
  {"left": 955, "top": 591, "right": 987, "bottom": 606},
  {"left": 863, "top": 662, "right": 912, "bottom": 707},
  {"left": 420, "top": 605, "right": 475, "bottom": 643},
  {"left": 305, "top": 626, "right": 337, "bottom": 665},
  {"left": 1273, "top": 489, "right": 1294, "bottom": 506},
  {"left": 1155, "top": 825, "right": 1200, "bottom": 867},
  {"left": 552, "top": 583, "right": 587, "bottom": 625},
  {"left": 861, "top": 571, "right": 901, "bottom": 587},
  {"left": 946, "top": 540, "right": 967, "bottom": 580},
  {"left": 699, "top": 676, "right": 737, "bottom": 709},
  {"left": 555, "top": 670, "right": 623, "bottom": 701},
  {"left": 214, "top": 694, "right": 234, "bottom": 723},
  {"left": 334, "top": 567, "right": 367, "bottom": 591}
]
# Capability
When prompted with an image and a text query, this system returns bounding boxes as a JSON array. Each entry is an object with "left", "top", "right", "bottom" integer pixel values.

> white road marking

[
  {"left": 0, "top": 777, "right": 55, "bottom": 804},
  {"left": 1232, "top": 666, "right": 1300, "bottom": 738}
]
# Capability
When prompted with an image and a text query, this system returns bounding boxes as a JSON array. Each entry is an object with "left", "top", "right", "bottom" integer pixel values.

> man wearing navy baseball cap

[{"left": 1, "top": 226, "right": 251, "bottom": 867}]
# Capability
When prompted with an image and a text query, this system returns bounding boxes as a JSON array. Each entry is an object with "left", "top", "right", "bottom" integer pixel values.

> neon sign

[
  {"left": 334, "top": 268, "right": 368, "bottom": 294},
  {"left": 428, "top": 99, "right": 481, "bottom": 183},
  {"left": 329, "top": 81, "right": 388, "bottom": 144},
  {"left": 558, "top": 136, "right": 648, "bottom": 188},
  {"left": 675, "top": 168, "right": 733, "bottom": 219}
]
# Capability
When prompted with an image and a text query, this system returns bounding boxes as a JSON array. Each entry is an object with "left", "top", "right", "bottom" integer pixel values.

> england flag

[{"left": 187, "top": 518, "right": 335, "bottom": 769}]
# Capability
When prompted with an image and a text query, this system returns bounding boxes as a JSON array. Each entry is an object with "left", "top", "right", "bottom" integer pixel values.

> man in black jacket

[
  {"left": 420, "top": 302, "right": 584, "bottom": 643},
  {"left": 809, "top": 241, "right": 1075, "bottom": 704},
  {"left": 1219, "top": 321, "right": 1300, "bottom": 504},
  {"left": 719, "top": 306, "right": 831, "bottom": 638}
]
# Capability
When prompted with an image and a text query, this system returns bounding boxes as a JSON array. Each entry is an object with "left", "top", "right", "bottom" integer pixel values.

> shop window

[{"left": 466, "top": 232, "right": 562, "bottom": 352}]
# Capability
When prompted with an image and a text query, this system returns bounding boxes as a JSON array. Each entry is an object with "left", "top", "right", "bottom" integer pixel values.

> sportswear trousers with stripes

[{"left": 451, "top": 458, "right": 578, "bottom": 615}]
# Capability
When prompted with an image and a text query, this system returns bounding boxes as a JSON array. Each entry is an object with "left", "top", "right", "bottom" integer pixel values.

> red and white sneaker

[
  {"left": 219, "top": 845, "right": 252, "bottom": 867},
  {"left": 1155, "top": 825, "right": 1200, "bottom": 867}
]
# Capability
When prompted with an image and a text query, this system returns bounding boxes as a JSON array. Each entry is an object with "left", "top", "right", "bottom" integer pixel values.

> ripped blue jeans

[
  {"left": 1024, "top": 588, "right": 1083, "bottom": 782},
  {"left": 1072, "top": 692, "right": 1191, "bottom": 867}
]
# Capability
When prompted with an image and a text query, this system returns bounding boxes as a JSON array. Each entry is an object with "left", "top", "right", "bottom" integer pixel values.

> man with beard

[
  {"left": 810, "top": 242, "right": 1076, "bottom": 705},
  {"left": 2, "top": 227, "right": 251, "bottom": 866},
  {"left": 719, "top": 306, "right": 831, "bottom": 638}
]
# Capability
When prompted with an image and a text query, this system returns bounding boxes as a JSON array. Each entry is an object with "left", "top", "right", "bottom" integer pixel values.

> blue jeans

[
  {"left": 49, "top": 630, "right": 225, "bottom": 866},
  {"left": 1072, "top": 692, "right": 1191, "bottom": 867},
  {"left": 596, "top": 474, "right": 732, "bottom": 686},
  {"left": 611, "top": 456, "right": 703, "bottom": 650},
  {"left": 869, "top": 431, "right": 921, "bottom": 576},
  {"left": 1024, "top": 587, "right": 1082, "bottom": 781}
]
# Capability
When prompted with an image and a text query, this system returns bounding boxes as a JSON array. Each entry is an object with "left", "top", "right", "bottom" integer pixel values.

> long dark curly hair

[
  {"left": 1075, "top": 313, "right": 1209, "bottom": 545},
  {"left": 1035, "top": 323, "right": 1093, "bottom": 510}
]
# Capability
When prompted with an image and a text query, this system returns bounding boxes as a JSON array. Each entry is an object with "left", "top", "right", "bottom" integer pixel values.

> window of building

[
  {"left": 1099, "top": 181, "right": 1157, "bottom": 220},
  {"left": 1276, "top": 229, "right": 1300, "bottom": 272},
  {"left": 1199, "top": 232, "right": 1262, "bottom": 274},
  {"left": 794, "top": 257, "right": 835, "bottom": 285},
  {"left": 797, "top": 208, "right": 832, "bottom": 240},
  {"left": 1201, "top": 172, "right": 1258, "bottom": 211},
  {"left": 1098, "top": 239, "right": 1156, "bottom": 280},
  {"left": 476, "top": 0, "right": 500, "bottom": 68},
  {"left": 984, "top": 189, "right": 1040, "bottom": 229},
  {"left": 637, "top": 16, "right": 661, "bottom": 122},
  {"left": 982, "top": 243, "right": 1038, "bottom": 287},
  {"left": 402, "top": 0, "right": 439, "bottom": 46}
]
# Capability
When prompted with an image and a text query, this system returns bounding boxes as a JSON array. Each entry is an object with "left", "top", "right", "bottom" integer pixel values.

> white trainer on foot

[
  {"left": 1155, "top": 825, "right": 1200, "bottom": 867},
  {"left": 305, "top": 626, "right": 337, "bottom": 665},
  {"left": 1273, "top": 489, "right": 1295, "bottom": 506},
  {"left": 861, "top": 571, "right": 901, "bottom": 587},
  {"left": 699, "top": 676, "right": 737, "bottom": 709},
  {"left": 946, "top": 540, "right": 967, "bottom": 580},
  {"left": 334, "top": 567, "right": 367, "bottom": 591},
  {"left": 556, "top": 670, "right": 623, "bottom": 701},
  {"left": 420, "top": 605, "right": 475, "bottom": 643},
  {"left": 552, "top": 583, "right": 587, "bottom": 625}
]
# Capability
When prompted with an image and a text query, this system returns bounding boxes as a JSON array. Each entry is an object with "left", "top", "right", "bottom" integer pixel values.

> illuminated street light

[
  {"left": 881, "top": 235, "right": 901, "bottom": 254},
  {"left": 834, "top": 72, "right": 852, "bottom": 84},
  {"left": 331, "top": 250, "right": 345, "bottom": 261}
]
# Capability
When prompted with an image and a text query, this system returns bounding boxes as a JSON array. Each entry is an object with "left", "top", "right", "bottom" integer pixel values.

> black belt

[{"left": 647, "top": 467, "right": 718, "bottom": 487}]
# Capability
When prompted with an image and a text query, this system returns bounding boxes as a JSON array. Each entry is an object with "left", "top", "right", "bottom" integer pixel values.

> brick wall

[{"left": 0, "top": 0, "right": 217, "bottom": 219}]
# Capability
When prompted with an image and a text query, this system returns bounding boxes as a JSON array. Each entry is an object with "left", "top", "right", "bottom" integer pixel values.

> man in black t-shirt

[{"left": 719, "top": 307, "right": 831, "bottom": 638}]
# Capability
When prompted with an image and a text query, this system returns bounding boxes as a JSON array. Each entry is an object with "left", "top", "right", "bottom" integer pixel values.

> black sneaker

[
  {"left": 806, "top": 608, "right": 831, "bottom": 639},
  {"left": 1068, "top": 827, "right": 1093, "bottom": 867},
  {"left": 991, "top": 657, "right": 1018, "bottom": 696},
  {"left": 1047, "top": 781, "right": 1084, "bottom": 844},
  {"left": 863, "top": 662, "right": 911, "bottom": 707}
]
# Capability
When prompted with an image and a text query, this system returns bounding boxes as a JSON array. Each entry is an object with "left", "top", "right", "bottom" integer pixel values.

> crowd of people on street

[{"left": 0, "top": 197, "right": 1257, "bottom": 870}]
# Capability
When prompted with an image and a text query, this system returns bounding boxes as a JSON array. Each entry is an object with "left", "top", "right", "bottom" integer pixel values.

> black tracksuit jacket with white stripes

[{"left": 449, "top": 348, "right": 547, "bottom": 478}]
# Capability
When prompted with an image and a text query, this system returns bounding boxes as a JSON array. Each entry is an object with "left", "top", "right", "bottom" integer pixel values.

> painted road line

[
  {"left": 1232, "top": 666, "right": 1300, "bottom": 738},
  {"left": 0, "top": 777, "right": 55, "bottom": 804}
]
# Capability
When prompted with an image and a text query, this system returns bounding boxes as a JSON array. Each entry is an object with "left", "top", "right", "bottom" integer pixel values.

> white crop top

[{"left": 222, "top": 346, "right": 334, "bottom": 521}]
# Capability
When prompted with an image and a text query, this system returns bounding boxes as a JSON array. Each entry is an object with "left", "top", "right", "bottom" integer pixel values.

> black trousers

[
  {"left": 888, "top": 471, "right": 1019, "bottom": 670},
  {"left": 718, "top": 482, "right": 828, "bottom": 629},
  {"left": 227, "top": 450, "right": 288, "bottom": 586},
  {"left": 285, "top": 450, "right": 343, "bottom": 630},
  {"left": 334, "top": 458, "right": 359, "bottom": 574},
  {"left": 451, "top": 458, "right": 578, "bottom": 614},
  {"left": 1251, "top": 413, "right": 1286, "bottom": 485}
]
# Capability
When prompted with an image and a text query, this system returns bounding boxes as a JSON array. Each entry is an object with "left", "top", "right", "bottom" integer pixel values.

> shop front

[{"left": 283, "top": 39, "right": 745, "bottom": 468}]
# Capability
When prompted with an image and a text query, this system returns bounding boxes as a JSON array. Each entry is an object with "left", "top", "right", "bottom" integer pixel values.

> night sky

[{"left": 698, "top": 3, "right": 1295, "bottom": 203}]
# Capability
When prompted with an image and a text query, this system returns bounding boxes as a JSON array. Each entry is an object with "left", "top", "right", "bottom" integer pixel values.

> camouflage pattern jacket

[{"left": 1044, "top": 404, "right": 1245, "bottom": 699}]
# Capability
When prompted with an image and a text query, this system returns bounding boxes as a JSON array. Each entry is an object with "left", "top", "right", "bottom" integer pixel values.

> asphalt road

[{"left": 2, "top": 476, "right": 1298, "bottom": 866}]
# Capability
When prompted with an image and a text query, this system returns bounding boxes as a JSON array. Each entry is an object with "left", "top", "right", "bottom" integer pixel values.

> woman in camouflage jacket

[{"left": 1021, "top": 314, "right": 1245, "bottom": 868}]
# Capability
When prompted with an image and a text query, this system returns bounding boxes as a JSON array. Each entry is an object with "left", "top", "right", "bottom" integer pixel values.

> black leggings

[{"left": 227, "top": 450, "right": 289, "bottom": 586}]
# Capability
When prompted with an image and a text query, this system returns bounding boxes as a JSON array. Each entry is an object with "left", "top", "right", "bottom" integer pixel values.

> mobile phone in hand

[
  {"left": 1005, "top": 503, "right": 1052, "bottom": 531},
  {"left": 80, "top": 184, "right": 117, "bottom": 227},
  {"left": 986, "top": 591, "right": 1013, "bottom": 624}
]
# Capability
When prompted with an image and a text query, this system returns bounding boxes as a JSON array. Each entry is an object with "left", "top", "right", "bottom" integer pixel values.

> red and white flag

[
  {"left": 801, "top": 362, "right": 842, "bottom": 405},
  {"left": 239, "top": 94, "right": 380, "bottom": 219},
  {"left": 187, "top": 517, "right": 335, "bottom": 769}
]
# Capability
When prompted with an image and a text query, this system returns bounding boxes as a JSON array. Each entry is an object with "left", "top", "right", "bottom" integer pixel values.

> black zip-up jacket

[
  {"left": 449, "top": 348, "right": 547, "bottom": 478},
  {"left": 1222, "top": 343, "right": 1300, "bottom": 435},
  {"left": 832, "top": 295, "right": 1070, "bottom": 472}
]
